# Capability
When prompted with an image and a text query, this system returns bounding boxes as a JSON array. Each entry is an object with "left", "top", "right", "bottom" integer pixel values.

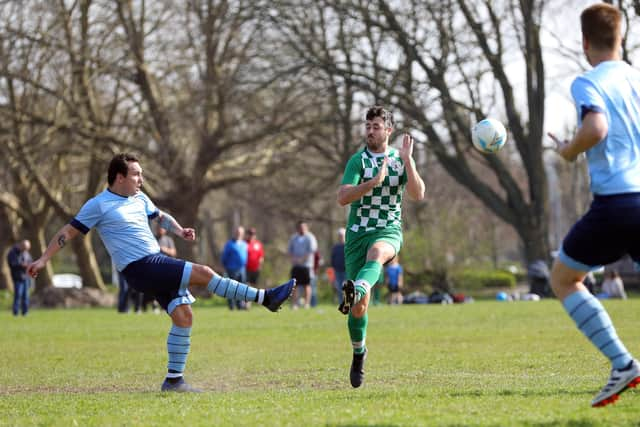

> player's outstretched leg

[
  {"left": 592, "top": 359, "right": 640, "bottom": 407},
  {"left": 207, "top": 275, "right": 295, "bottom": 312}
]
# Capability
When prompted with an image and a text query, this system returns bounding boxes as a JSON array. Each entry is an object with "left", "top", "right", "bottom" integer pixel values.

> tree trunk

[
  {"left": 0, "top": 246, "right": 13, "bottom": 292},
  {"left": 0, "top": 208, "right": 16, "bottom": 291},
  {"left": 518, "top": 218, "right": 551, "bottom": 266},
  {"left": 71, "top": 233, "right": 106, "bottom": 290}
]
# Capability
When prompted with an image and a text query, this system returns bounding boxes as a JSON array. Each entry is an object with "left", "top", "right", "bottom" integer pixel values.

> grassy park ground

[{"left": 1, "top": 294, "right": 639, "bottom": 426}]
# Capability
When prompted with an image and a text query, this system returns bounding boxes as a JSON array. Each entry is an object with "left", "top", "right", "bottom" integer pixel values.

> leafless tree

[{"left": 270, "top": 0, "right": 556, "bottom": 264}]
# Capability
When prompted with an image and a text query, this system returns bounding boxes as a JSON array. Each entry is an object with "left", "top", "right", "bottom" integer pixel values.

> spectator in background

[
  {"left": 330, "top": 228, "right": 347, "bottom": 305},
  {"left": 221, "top": 226, "right": 248, "bottom": 310},
  {"left": 245, "top": 228, "right": 264, "bottom": 310},
  {"left": 310, "top": 250, "right": 323, "bottom": 307},
  {"left": 158, "top": 226, "right": 177, "bottom": 257},
  {"left": 384, "top": 257, "right": 403, "bottom": 305},
  {"left": 599, "top": 270, "right": 627, "bottom": 299},
  {"left": 7, "top": 240, "right": 33, "bottom": 316},
  {"left": 288, "top": 221, "right": 317, "bottom": 309}
]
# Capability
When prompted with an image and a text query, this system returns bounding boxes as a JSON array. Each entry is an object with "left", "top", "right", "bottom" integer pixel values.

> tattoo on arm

[
  {"left": 57, "top": 234, "right": 66, "bottom": 248},
  {"left": 159, "top": 212, "right": 178, "bottom": 234}
]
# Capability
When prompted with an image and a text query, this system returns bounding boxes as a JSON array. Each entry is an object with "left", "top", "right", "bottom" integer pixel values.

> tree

[
  {"left": 112, "top": 0, "right": 308, "bottom": 260},
  {"left": 272, "top": 0, "right": 553, "bottom": 265}
]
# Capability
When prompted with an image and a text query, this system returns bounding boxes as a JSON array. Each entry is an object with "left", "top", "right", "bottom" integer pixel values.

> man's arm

[
  {"left": 400, "top": 134, "right": 425, "bottom": 201},
  {"left": 157, "top": 210, "right": 196, "bottom": 241},
  {"left": 338, "top": 157, "right": 388, "bottom": 206},
  {"left": 27, "top": 224, "right": 80, "bottom": 277},
  {"left": 549, "top": 111, "right": 607, "bottom": 162}
]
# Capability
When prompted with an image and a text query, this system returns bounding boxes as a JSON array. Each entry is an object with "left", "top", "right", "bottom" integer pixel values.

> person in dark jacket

[{"left": 7, "top": 240, "right": 33, "bottom": 316}]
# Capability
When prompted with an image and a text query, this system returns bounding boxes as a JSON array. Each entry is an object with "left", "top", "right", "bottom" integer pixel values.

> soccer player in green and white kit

[{"left": 337, "top": 106, "right": 425, "bottom": 387}]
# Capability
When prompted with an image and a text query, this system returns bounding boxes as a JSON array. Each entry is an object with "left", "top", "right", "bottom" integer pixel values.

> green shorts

[{"left": 344, "top": 226, "right": 403, "bottom": 280}]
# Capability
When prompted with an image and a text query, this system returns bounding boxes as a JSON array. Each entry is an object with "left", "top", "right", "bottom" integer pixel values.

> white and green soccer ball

[{"left": 471, "top": 118, "right": 507, "bottom": 154}]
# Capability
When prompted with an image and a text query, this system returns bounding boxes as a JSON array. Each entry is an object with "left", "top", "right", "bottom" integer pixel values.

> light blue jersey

[
  {"left": 70, "top": 189, "right": 161, "bottom": 271},
  {"left": 571, "top": 60, "right": 640, "bottom": 195}
]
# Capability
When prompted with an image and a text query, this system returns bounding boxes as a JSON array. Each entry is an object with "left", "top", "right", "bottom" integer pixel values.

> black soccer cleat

[
  {"left": 160, "top": 377, "right": 202, "bottom": 393},
  {"left": 350, "top": 349, "right": 367, "bottom": 388},
  {"left": 338, "top": 280, "right": 356, "bottom": 315},
  {"left": 264, "top": 279, "right": 296, "bottom": 312}
]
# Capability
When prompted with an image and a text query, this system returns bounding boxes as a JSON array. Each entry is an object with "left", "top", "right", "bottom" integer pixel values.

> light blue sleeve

[
  {"left": 137, "top": 191, "right": 159, "bottom": 219},
  {"left": 72, "top": 197, "right": 102, "bottom": 233},
  {"left": 571, "top": 76, "right": 606, "bottom": 124}
]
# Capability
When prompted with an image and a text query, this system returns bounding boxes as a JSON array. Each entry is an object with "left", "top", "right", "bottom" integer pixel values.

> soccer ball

[{"left": 471, "top": 118, "right": 507, "bottom": 154}]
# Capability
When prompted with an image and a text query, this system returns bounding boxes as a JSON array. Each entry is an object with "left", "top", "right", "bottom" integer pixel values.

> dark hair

[
  {"left": 581, "top": 4, "right": 621, "bottom": 50},
  {"left": 366, "top": 105, "right": 394, "bottom": 128},
  {"left": 108, "top": 153, "right": 139, "bottom": 185}
]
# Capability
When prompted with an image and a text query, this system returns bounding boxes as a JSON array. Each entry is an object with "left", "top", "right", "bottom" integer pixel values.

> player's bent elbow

[
  {"left": 337, "top": 189, "right": 351, "bottom": 206},
  {"left": 409, "top": 188, "right": 425, "bottom": 201}
]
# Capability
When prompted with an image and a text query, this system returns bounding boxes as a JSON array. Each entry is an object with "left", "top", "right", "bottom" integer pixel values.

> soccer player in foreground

[
  {"left": 27, "top": 153, "right": 296, "bottom": 392},
  {"left": 337, "top": 106, "right": 425, "bottom": 387},
  {"left": 548, "top": 3, "right": 640, "bottom": 407}
]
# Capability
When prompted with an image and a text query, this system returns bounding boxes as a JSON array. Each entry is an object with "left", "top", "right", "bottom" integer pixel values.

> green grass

[{"left": 1, "top": 298, "right": 639, "bottom": 426}]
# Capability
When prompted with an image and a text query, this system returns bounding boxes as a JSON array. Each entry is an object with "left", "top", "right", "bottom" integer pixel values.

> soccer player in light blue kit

[
  {"left": 548, "top": 3, "right": 639, "bottom": 407},
  {"left": 27, "top": 153, "right": 295, "bottom": 392}
]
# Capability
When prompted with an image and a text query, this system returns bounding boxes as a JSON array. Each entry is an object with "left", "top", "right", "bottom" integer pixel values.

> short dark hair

[
  {"left": 366, "top": 105, "right": 394, "bottom": 128},
  {"left": 108, "top": 153, "right": 139, "bottom": 185},
  {"left": 581, "top": 3, "right": 621, "bottom": 50}
]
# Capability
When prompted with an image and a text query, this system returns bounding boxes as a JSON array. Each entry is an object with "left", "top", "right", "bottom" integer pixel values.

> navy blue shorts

[
  {"left": 122, "top": 253, "right": 195, "bottom": 314},
  {"left": 559, "top": 193, "right": 640, "bottom": 271}
]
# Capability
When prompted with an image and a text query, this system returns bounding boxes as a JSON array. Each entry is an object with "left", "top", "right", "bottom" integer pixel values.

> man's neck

[{"left": 589, "top": 49, "right": 620, "bottom": 67}]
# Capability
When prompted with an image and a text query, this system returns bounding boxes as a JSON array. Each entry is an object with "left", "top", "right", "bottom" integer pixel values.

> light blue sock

[
  {"left": 167, "top": 325, "right": 191, "bottom": 377},
  {"left": 207, "top": 275, "right": 260, "bottom": 302},
  {"left": 563, "top": 290, "right": 632, "bottom": 370}
]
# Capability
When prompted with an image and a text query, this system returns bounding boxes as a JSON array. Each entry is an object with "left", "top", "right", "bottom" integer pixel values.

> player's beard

[{"left": 366, "top": 135, "right": 385, "bottom": 153}]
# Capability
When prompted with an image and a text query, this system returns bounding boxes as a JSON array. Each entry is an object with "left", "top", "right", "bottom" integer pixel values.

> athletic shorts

[
  {"left": 345, "top": 226, "right": 402, "bottom": 280},
  {"left": 559, "top": 193, "right": 640, "bottom": 271},
  {"left": 290, "top": 265, "right": 311, "bottom": 286},
  {"left": 122, "top": 253, "right": 195, "bottom": 314}
]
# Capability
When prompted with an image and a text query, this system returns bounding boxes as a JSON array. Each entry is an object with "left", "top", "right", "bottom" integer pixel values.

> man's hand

[
  {"left": 27, "top": 259, "right": 46, "bottom": 278},
  {"left": 399, "top": 133, "right": 414, "bottom": 162},
  {"left": 181, "top": 228, "right": 196, "bottom": 241},
  {"left": 548, "top": 132, "right": 572, "bottom": 160},
  {"left": 372, "top": 156, "right": 388, "bottom": 186}
]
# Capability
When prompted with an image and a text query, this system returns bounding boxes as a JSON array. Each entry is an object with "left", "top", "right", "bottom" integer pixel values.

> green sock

[
  {"left": 355, "top": 261, "right": 383, "bottom": 298},
  {"left": 348, "top": 312, "right": 368, "bottom": 354}
]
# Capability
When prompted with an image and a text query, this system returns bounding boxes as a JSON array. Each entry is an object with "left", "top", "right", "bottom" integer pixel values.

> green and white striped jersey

[{"left": 341, "top": 147, "right": 408, "bottom": 233}]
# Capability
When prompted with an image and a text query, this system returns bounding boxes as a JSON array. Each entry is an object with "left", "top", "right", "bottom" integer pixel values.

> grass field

[{"left": 1, "top": 297, "right": 639, "bottom": 426}]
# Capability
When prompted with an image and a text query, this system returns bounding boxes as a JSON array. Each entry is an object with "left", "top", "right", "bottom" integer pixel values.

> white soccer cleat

[{"left": 591, "top": 359, "right": 640, "bottom": 407}]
